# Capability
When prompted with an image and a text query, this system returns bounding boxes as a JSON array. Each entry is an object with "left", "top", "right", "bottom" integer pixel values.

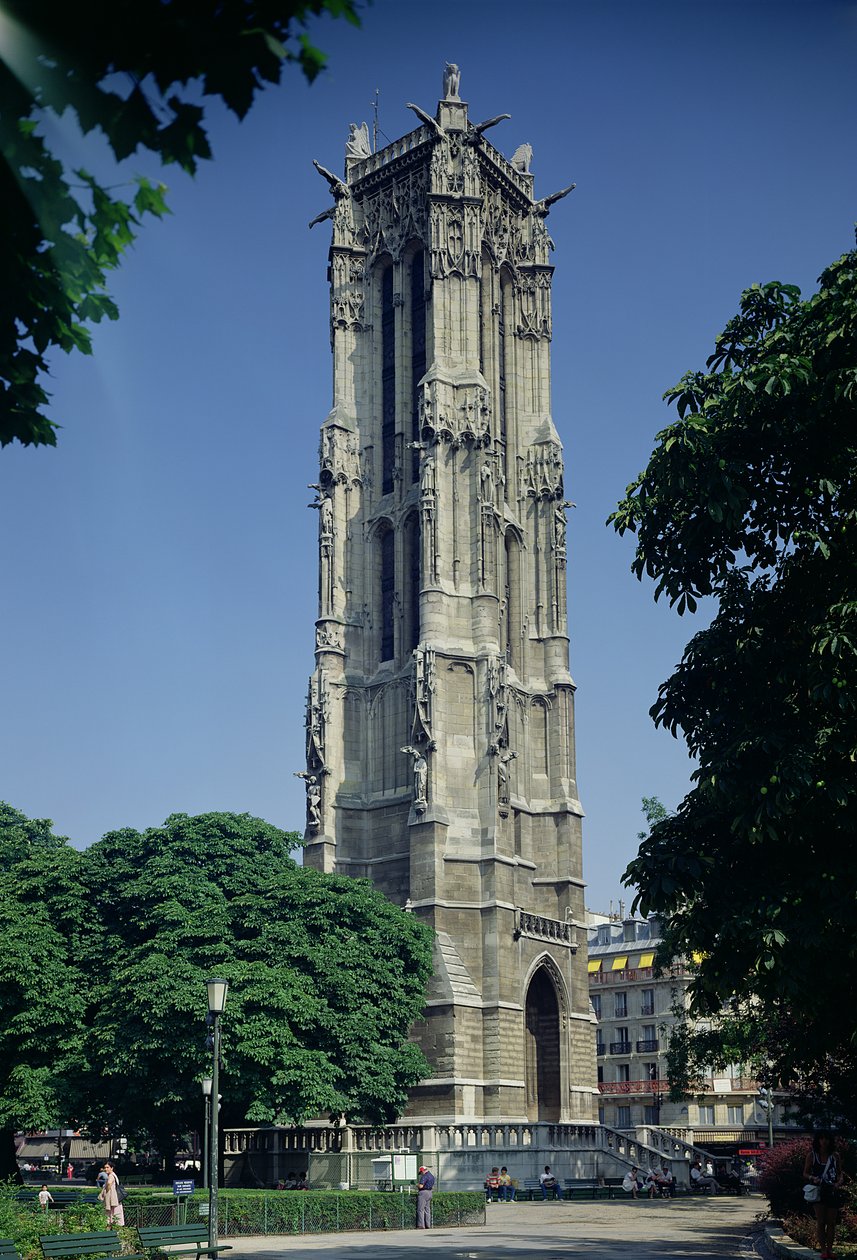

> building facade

[
  {"left": 300, "top": 65, "right": 597, "bottom": 1124},
  {"left": 588, "top": 911, "right": 793, "bottom": 1150}
]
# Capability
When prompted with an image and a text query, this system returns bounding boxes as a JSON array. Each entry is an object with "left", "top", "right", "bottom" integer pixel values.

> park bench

[
  {"left": 18, "top": 1191, "right": 100, "bottom": 1209},
  {"left": 0, "top": 1240, "right": 23, "bottom": 1260},
  {"left": 40, "top": 1232, "right": 144, "bottom": 1260},
  {"left": 136, "top": 1224, "right": 233, "bottom": 1259},
  {"left": 519, "top": 1178, "right": 561, "bottom": 1200},
  {"left": 562, "top": 1179, "right": 617, "bottom": 1200}
]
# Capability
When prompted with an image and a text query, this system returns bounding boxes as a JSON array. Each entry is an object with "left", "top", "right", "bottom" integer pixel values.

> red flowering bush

[{"left": 758, "top": 1138, "right": 813, "bottom": 1219}]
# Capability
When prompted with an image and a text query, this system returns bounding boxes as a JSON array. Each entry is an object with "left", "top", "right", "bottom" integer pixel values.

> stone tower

[{"left": 301, "top": 66, "right": 597, "bottom": 1124}]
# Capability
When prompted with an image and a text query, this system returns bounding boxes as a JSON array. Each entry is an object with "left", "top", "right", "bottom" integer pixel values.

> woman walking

[
  {"left": 98, "top": 1162, "right": 125, "bottom": 1228},
  {"left": 803, "top": 1131, "right": 843, "bottom": 1260}
]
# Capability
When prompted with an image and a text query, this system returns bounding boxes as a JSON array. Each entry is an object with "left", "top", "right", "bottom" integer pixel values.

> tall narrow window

[
  {"left": 498, "top": 273, "right": 510, "bottom": 445},
  {"left": 380, "top": 527, "right": 394, "bottom": 661},
  {"left": 505, "top": 531, "right": 521, "bottom": 671},
  {"left": 381, "top": 266, "right": 395, "bottom": 495},
  {"left": 403, "top": 513, "right": 421, "bottom": 652},
  {"left": 410, "top": 251, "right": 425, "bottom": 483}
]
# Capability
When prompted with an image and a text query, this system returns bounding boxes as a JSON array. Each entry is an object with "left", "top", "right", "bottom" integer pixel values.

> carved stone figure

[
  {"left": 346, "top": 121, "right": 371, "bottom": 160},
  {"left": 401, "top": 745, "right": 428, "bottom": 811},
  {"left": 497, "top": 748, "right": 518, "bottom": 795},
  {"left": 319, "top": 493, "right": 334, "bottom": 538},
  {"left": 420, "top": 454, "right": 436, "bottom": 496},
  {"left": 510, "top": 142, "right": 533, "bottom": 174},
  {"left": 294, "top": 772, "right": 322, "bottom": 830},
  {"left": 443, "top": 62, "right": 461, "bottom": 100}
]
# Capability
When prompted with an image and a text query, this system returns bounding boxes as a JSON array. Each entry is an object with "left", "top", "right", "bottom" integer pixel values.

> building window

[
  {"left": 727, "top": 1105, "right": 744, "bottom": 1125},
  {"left": 410, "top": 251, "right": 425, "bottom": 482},
  {"left": 610, "top": 1027, "right": 630, "bottom": 1054},
  {"left": 641, "top": 988, "right": 655, "bottom": 1016},
  {"left": 403, "top": 513, "right": 420, "bottom": 652},
  {"left": 379, "top": 527, "right": 394, "bottom": 661},
  {"left": 617, "top": 1063, "right": 630, "bottom": 1083},
  {"left": 616, "top": 1106, "right": 631, "bottom": 1129},
  {"left": 591, "top": 994, "right": 601, "bottom": 1019},
  {"left": 598, "top": 1106, "right": 605, "bottom": 1125},
  {"left": 614, "top": 992, "right": 627, "bottom": 1019},
  {"left": 643, "top": 1105, "right": 658, "bottom": 1125},
  {"left": 597, "top": 1066, "right": 603, "bottom": 1083},
  {"left": 597, "top": 925, "right": 610, "bottom": 946},
  {"left": 381, "top": 265, "right": 395, "bottom": 495},
  {"left": 698, "top": 1105, "right": 715, "bottom": 1125},
  {"left": 595, "top": 1032, "right": 605, "bottom": 1056}
]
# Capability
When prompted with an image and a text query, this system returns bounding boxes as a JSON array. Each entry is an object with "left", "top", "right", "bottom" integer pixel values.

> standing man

[{"left": 416, "top": 1164, "right": 435, "bottom": 1228}]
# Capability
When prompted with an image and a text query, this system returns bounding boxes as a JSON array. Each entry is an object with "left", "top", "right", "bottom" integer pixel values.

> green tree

[
  {"left": 611, "top": 247, "right": 857, "bottom": 1119},
  {"left": 0, "top": 804, "right": 88, "bottom": 1179},
  {"left": 1, "top": 0, "right": 360, "bottom": 447},
  {"left": 77, "top": 811, "right": 433, "bottom": 1168}
]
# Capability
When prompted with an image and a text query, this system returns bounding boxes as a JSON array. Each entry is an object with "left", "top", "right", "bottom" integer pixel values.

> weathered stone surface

[{"left": 302, "top": 67, "right": 596, "bottom": 1123}]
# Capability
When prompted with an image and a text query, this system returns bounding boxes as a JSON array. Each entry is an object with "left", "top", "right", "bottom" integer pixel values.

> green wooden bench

[
  {"left": 40, "top": 1232, "right": 145, "bottom": 1260},
  {"left": 136, "top": 1225, "right": 232, "bottom": 1258},
  {"left": 0, "top": 1239, "right": 23, "bottom": 1260}
]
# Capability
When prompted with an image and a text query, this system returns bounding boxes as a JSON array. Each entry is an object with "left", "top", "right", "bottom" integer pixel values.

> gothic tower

[{"left": 301, "top": 66, "right": 597, "bottom": 1124}]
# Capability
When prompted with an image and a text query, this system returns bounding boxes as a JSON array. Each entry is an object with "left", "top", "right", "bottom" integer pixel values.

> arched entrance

[{"left": 524, "top": 966, "right": 561, "bottom": 1122}]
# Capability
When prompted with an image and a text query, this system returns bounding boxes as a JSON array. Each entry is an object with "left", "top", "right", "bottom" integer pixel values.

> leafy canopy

[
  {"left": 0, "top": 803, "right": 433, "bottom": 1167},
  {"left": 611, "top": 246, "right": 857, "bottom": 1119},
  {"left": 0, "top": 0, "right": 360, "bottom": 447}
]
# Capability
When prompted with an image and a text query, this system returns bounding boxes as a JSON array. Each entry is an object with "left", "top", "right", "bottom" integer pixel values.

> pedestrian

[
  {"left": 690, "top": 1159, "right": 719, "bottom": 1194},
  {"left": 803, "top": 1130, "right": 844, "bottom": 1260},
  {"left": 98, "top": 1161, "right": 125, "bottom": 1227},
  {"left": 67, "top": 1162, "right": 74, "bottom": 1181},
  {"left": 622, "top": 1166, "right": 642, "bottom": 1198},
  {"left": 499, "top": 1166, "right": 514, "bottom": 1201},
  {"left": 484, "top": 1166, "right": 501, "bottom": 1202},
  {"left": 416, "top": 1164, "right": 435, "bottom": 1228},
  {"left": 38, "top": 1185, "right": 54, "bottom": 1211},
  {"left": 539, "top": 1165, "right": 560, "bottom": 1200}
]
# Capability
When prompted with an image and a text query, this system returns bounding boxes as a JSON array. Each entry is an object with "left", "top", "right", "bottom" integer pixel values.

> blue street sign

[{"left": 173, "top": 1180, "right": 195, "bottom": 1196}]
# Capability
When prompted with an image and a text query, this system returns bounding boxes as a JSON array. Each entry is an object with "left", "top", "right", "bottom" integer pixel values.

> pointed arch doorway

[{"left": 525, "top": 966, "right": 562, "bottom": 1122}]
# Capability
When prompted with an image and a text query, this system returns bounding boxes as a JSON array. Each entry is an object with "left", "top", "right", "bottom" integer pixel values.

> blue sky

[{"left": 2, "top": 0, "right": 855, "bottom": 911}]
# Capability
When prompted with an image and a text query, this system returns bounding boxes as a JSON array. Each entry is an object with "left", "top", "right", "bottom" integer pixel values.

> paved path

[{"left": 227, "top": 1194, "right": 763, "bottom": 1260}]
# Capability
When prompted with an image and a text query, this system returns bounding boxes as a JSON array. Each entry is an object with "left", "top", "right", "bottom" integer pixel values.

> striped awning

[
  {"left": 588, "top": 959, "right": 602, "bottom": 973},
  {"left": 638, "top": 952, "right": 655, "bottom": 968},
  {"left": 611, "top": 955, "right": 628, "bottom": 971},
  {"left": 68, "top": 1139, "right": 112, "bottom": 1160},
  {"left": 16, "top": 1138, "right": 58, "bottom": 1160}
]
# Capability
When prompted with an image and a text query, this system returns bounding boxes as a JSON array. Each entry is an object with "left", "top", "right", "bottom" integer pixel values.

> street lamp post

[
  {"left": 201, "top": 1077, "right": 212, "bottom": 1190},
  {"left": 205, "top": 978, "right": 228, "bottom": 1255}
]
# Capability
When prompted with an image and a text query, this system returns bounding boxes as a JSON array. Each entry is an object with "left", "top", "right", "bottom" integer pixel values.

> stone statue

[
  {"left": 401, "top": 745, "right": 428, "bottom": 810},
  {"left": 294, "top": 772, "right": 322, "bottom": 829},
  {"left": 443, "top": 62, "right": 461, "bottom": 101},
  {"left": 319, "top": 494, "right": 334, "bottom": 538},
  {"left": 420, "top": 455, "right": 436, "bottom": 496},
  {"left": 346, "top": 121, "right": 371, "bottom": 160},
  {"left": 510, "top": 143, "right": 533, "bottom": 174},
  {"left": 497, "top": 748, "right": 518, "bottom": 794}
]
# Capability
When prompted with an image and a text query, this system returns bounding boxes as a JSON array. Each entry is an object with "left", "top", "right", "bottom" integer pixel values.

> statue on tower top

[{"left": 443, "top": 62, "right": 461, "bottom": 101}]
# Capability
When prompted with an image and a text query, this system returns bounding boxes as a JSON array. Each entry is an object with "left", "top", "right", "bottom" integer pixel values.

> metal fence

[{"left": 163, "top": 1193, "right": 484, "bottom": 1236}]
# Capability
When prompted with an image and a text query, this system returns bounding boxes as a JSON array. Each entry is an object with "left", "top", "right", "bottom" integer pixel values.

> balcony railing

[
  {"left": 598, "top": 1079, "right": 671, "bottom": 1096},
  {"left": 608, "top": 1041, "right": 632, "bottom": 1055},
  {"left": 596, "top": 1045, "right": 606, "bottom": 1057},
  {"left": 636, "top": 1039, "right": 659, "bottom": 1053},
  {"left": 640, "top": 1006, "right": 655, "bottom": 1016}
]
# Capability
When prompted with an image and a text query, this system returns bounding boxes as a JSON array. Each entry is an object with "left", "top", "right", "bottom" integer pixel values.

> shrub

[{"left": 758, "top": 1138, "right": 813, "bottom": 1219}]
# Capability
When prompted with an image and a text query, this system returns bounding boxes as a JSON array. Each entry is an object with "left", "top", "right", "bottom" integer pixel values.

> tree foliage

[
  {"left": 0, "top": 0, "right": 360, "bottom": 447},
  {"left": 0, "top": 804, "right": 87, "bottom": 1177},
  {"left": 611, "top": 247, "right": 857, "bottom": 1119},
  {"left": 0, "top": 803, "right": 433, "bottom": 1168}
]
